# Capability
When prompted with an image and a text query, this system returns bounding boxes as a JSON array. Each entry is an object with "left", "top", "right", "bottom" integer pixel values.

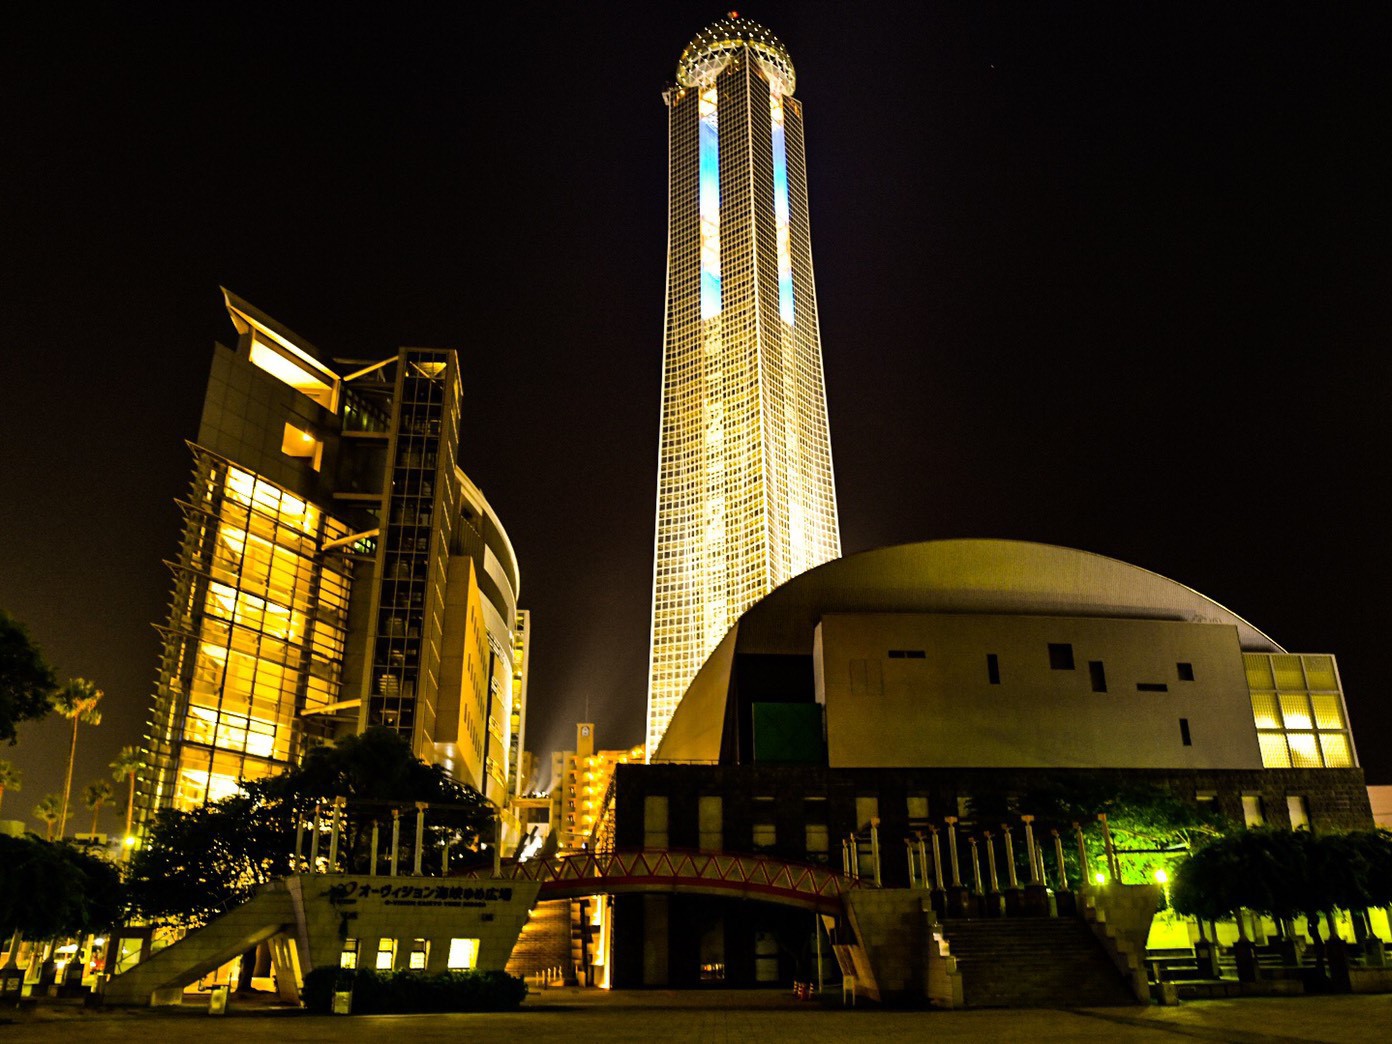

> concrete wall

[
  {"left": 819, "top": 613, "right": 1262, "bottom": 770},
  {"left": 296, "top": 873, "right": 540, "bottom": 975}
]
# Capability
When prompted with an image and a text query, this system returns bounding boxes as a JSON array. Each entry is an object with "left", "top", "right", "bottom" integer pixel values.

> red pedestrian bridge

[{"left": 461, "top": 849, "right": 867, "bottom": 914}]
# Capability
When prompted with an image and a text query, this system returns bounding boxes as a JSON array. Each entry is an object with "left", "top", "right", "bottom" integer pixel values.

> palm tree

[
  {"left": 110, "top": 746, "right": 145, "bottom": 840},
  {"left": 49, "top": 678, "right": 103, "bottom": 838},
  {"left": 0, "top": 759, "right": 19, "bottom": 815},
  {"left": 83, "top": 779, "right": 114, "bottom": 836},
  {"left": 34, "top": 794, "right": 61, "bottom": 840}
]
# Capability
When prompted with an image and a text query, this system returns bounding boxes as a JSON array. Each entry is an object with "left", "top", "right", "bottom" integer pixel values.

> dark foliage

[
  {"left": 301, "top": 967, "right": 527, "bottom": 1014},
  {"left": 126, "top": 728, "right": 494, "bottom": 926},
  {"left": 1172, "top": 829, "right": 1392, "bottom": 924},
  {"left": 0, "top": 834, "right": 123, "bottom": 939},
  {"left": 0, "top": 609, "right": 56, "bottom": 744}
]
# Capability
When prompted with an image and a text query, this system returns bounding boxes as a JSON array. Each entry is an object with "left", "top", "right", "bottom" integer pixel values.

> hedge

[{"left": 302, "top": 967, "right": 528, "bottom": 1014}]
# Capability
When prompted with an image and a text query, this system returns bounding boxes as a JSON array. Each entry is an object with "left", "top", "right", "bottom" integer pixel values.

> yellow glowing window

[
  {"left": 1311, "top": 694, "right": 1345, "bottom": 731},
  {"left": 340, "top": 939, "right": 358, "bottom": 969},
  {"left": 1258, "top": 732, "right": 1291, "bottom": 768},
  {"left": 446, "top": 938, "right": 479, "bottom": 970},
  {"left": 1272, "top": 655, "right": 1305, "bottom": 690},
  {"left": 408, "top": 940, "right": 429, "bottom": 970},
  {"left": 249, "top": 335, "right": 338, "bottom": 409},
  {"left": 1279, "top": 693, "right": 1312, "bottom": 730},
  {"left": 1243, "top": 655, "right": 1274, "bottom": 690},
  {"left": 1303, "top": 656, "right": 1338, "bottom": 691},
  {"left": 375, "top": 938, "right": 396, "bottom": 971},
  {"left": 280, "top": 423, "right": 323, "bottom": 471},
  {"left": 1250, "top": 692, "right": 1281, "bottom": 730},
  {"left": 1287, "top": 732, "right": 1321, "bottom": 768},
  {"left": 1319, "top": 733, "right": 1352, "bottom": 767}
]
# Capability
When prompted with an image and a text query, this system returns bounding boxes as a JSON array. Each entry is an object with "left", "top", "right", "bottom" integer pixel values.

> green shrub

[{"left": 301, "top": 966, "right": 528, "bottom": 1014}]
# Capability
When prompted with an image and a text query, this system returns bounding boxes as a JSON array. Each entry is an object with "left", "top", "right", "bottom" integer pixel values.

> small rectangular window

[
  {"left": 340, "top": 938, "right": 359, "bottom": 970},
  {"left": 1048, "top": 643, "right": 1075, "bottom": 670},
  {"left": 1177, "top": 662, "right": 1195, "bottom": 681},
  {"left": 752, "top": 822, "right": 776, "bottom": 848},
  {"left": 447, "top": 938, "right": 479, "bottom": 970},
  {"left": 408, "top": 939, "right": 429, "bottom": 970},
  {"left": 805, "top": 823, "right": 829, "bottom": 855},
  {"left": 1242, "top": 795, "right": 1265, "bottom": 828},
  {"left": 1089, "top": 661, "right": 1107, "bottom": 693},
  {"left": 1137, "top": 682, "right": 1169, "bottom": 692},
  {"left": 1287, "top": 795, "right": 1309, "bottom": 831},
  {"left": 986, "top": 654, "right": 1000, "bottom": 685},
  {"left": 888, "top": 649, "right": 926, "bottom": 659},
  {"left": 376, "top": 938, "right": 397, "bottom": 971},
  {"left": 1179, "top": 718, "right": 1192, "bottom": 746}
]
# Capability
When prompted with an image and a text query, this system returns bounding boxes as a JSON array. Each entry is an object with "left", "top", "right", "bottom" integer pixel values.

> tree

[
  {"left": 966, "top": 774, "right": 1227, "bottom": 885},
  {"left": 49, "top": 678, "right": 103, "bottom": 838},
  {"left": 83, "top": 779, "right": 114, "bottom": 836},
  {"left": 0, "top": 609, "right": 56, "bottom": 744},
  {"left": 0, "top": 834, "right": 124, "bottom": 940},
  {"left": 126, "top": 728, "right": 495, "bottom": 926},
  {"left": 0, "top": 759, "right": 20, "bottom": 815},
  {"left": 110, "top": 745, "right": 145, "bottom": 839},
  {"left": 34, "top": 794, "right": 61, "bottom": 841}
]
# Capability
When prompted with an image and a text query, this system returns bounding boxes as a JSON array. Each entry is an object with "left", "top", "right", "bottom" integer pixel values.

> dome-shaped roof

[{"left": 677, "top": 14, "right": 796, "bottom": 95}]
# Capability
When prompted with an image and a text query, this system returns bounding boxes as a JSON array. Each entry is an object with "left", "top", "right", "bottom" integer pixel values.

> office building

[
  {"left": 647, "top": 15, "right": 841, "bottom": 755},
  {"left": 549, "top": 723, "right": 643, "bottom": 853},
  {"left": 140, "top": 291, "right": 524, "bottom": 823}
]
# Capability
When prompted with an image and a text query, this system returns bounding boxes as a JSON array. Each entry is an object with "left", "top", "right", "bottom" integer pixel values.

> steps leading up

[{"left": 942, "top": 917, "right": 1136, "bottom": 1008}]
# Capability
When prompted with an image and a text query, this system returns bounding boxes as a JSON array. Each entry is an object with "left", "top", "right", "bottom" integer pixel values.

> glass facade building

[
  {"left": 647, "top": 16, "right": 841, "bottom": 755},
  {"left": 140, "top": 292, "right": 525, "bottom": 824}
]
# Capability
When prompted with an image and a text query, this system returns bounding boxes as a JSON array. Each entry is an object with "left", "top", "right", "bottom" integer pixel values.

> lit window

[
  {"left": 1241, "top": 795, "right": 1265, "bottom": 828},
  {"left": 1258, "top": 732, "right": 1292, "bottom": 768},
  {"left": 248, "top": 334, "right": 338, "bottom": 409},
  {"left": 1311, "top": 694, "right": 1345, "bottom": 731},
  {"left": 1279, "top": 693, "right": 1312, "bottom": 730},
  {"left": 280, "top": 422, "right": 323, "bottom": 470},
  {"left": 408, "top": 939, "right": 429, "bottom": 970},
  {"left": 1251, "top": 692, "right": 1281, "bottom": 730},
  {"left": 1319, "top": 733, "right": 1352, "bottom": 768},
  {"left": 340, "top": 939, "right": 358, "bottom": 969},
  {"left": 447, "top": 938, "right": 479, "bottom": 970},
  {"left": 376, "top": 938, "right": 396, "bottom": 971},
  {"left": 1288, "top": 733, "right": 1321, "bottom": 768},
  {"left": 1287, "top": 796, "right": 1309, "bottom": 831}
]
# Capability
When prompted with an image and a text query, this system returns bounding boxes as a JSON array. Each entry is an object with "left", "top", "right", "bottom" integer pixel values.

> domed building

[{"left": 604, "top": 539, "right": 1371, "bottom": 988}]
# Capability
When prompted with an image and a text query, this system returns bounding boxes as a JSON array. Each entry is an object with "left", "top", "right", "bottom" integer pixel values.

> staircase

[
  {"left": 942, "top": 918, "right": 1136, "bottom": 1008},
  {"left": 504, "top": 898, "right": 571, "bottom": 982},
  {"left": 104, "top": 885, "right": 297, "bottom": 1005}
]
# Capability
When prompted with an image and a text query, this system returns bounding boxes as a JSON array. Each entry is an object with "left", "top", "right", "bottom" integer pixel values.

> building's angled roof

[
  {"left": 736, "top": 539, "right": 1282, "bottom": 653},
  {"left": 654, "top": 538, "right": 1283, "bottom": 761},
  {"left": 677, "top": 14, "right": 795, "bottom": 95}
]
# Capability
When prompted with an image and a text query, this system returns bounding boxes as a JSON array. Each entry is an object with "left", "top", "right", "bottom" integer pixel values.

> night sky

[{"left": 3, "top": 3, "right": 1389, "bottom": 835}]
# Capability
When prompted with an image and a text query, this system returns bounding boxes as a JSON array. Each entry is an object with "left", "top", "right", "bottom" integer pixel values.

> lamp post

[
  {"left": 413, "top": 802, "right": 428, "bottom": 876},
  {"left": 390, "top": 809, "right": 401, "bottom": 877}
]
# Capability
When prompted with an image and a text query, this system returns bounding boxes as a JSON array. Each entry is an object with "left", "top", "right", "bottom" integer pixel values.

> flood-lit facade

[
  {"left": 140, "top": 292, "right": 525, "bottom": 822},
  {"left": 647, "top": 16, "right": 841, "bottom": 756}
]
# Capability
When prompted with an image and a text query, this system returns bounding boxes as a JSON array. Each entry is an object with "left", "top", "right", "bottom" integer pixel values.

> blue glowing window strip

[
  {"left": 770, "top": 91, "right": 795, "bottom": 325},
  {"left": 698, "top": 88, "right": 722, "bottom": 320}
]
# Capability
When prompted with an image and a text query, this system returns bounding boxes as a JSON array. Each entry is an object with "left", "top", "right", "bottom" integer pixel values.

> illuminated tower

[{"left": 646, "top": 16, "right": 841, "bottom": 756}]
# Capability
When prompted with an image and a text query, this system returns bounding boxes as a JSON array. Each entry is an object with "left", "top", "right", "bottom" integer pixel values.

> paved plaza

[{"left": 6, "top": 988, "right": 1392, "bottom": 1042}]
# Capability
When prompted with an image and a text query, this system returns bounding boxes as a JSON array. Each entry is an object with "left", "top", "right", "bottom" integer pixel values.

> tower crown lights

[{"left": 677, "top": 13, "right": 795, "bottom": 95}]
